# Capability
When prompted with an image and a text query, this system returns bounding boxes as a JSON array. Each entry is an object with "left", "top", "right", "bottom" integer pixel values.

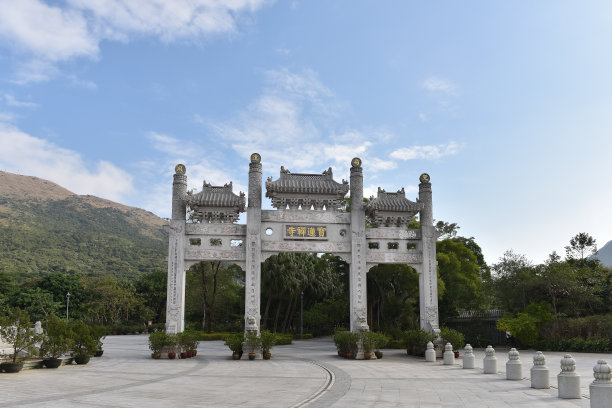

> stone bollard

[
  {"left": 558, "top": 354, "right": 581, "bottom": 399},
  {"left": 443, "top": 343, "right": 455, "bottom": 365},
  {"left": 590, "top": 360, "right": 612, "bottom": 408},
  {"left": 425, "top": 341, "right": 436, "bottom": 362},
  {"left": 483, "top": 345, "right": 497, "bottom": 374},
  {"left": 530, "top": 351, "right": 550, "bottom": 389},
  {"left": 463, "top": 344, "right": 475, "bottom": 369},
  {"left": 506, "top": 348, "right": 522, "bottom": 380}
]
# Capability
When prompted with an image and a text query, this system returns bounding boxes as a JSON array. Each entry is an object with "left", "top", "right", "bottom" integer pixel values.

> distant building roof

[
  {"left": 265, "top": 166, "right": 349, "bottom": 196},
  {"left": 367, "top": 187, "right": 422, "bottom": 213},
  {"left": 186, "top": 181, "right": 246, "bottom": 216}
]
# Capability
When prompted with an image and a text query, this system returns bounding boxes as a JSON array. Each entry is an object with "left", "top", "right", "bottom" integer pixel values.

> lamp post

[
  {"left": 300, "top": 291, "right": 304, "bottom": 337},
  {"left": 66, "top": 291, "right": 70, "bottom": 322}
]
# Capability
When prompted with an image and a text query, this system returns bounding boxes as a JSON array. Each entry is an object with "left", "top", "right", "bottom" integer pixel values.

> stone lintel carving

[
  {"left": 262, "top": 209, "right": 350, "bottom": 224},
  {"left": 261, "top": 241, "right": 351, "bottom": 253},
  {"left": 366, "top": 252, "right": 422, "bottom": 264},
  {"left": 184, "top": 248, "right": 246, "bottom": 262},
  {"left": 365, "top": 227, "right": 420, "bottom": 240},
  {"left": 185, "top": 222, "right": 247, "bottom": 236}
]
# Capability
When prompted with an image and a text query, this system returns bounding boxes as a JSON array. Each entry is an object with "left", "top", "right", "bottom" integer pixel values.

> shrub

[
  {"left": 0, "top": 308, "right": 43, "bottom": 363},
  {"left": 70, "top": 321, "right": 98, "bottom": 358},
  {"left": 224, "top": 333, "right": 244, "bottom": 354},
  {"left": 361, "top": 331, "right": 377, "bottom": 353},
  {"left": 403, "top": 329, "right": 435, "bottom": 356},
  {"left": 333, "top": 331, "right": 359, "bottom": 356},
  {"left": 177, "top": 329, "right": 200, "bottom": 351},
  {"left": 275, "top": 333, "right": 293, "bottom": 345},
  {"left": 244, "top": 332, "right": 261, "bottom": 354},
  {"left": 440, "top": 327, "right": 465, "bottom": 351},
  {"left": 260, "top": 330, "right": 277, "bottom": 353},
  {"left": 40, "top": 313, "right": 74, "bottom": 359},
  {"left": 148, "top": 331, "right": 172, "bottom": 354}
]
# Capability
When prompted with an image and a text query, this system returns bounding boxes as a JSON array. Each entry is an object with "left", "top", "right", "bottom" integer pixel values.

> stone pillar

[
  {"left": 418, "top": 173, "right": 440, "bottom": 341},
  {"left": 530, "top": 351, "right": 550, "bottom": 389},
  {"left": 506, "top": 348, "right": 522, "bottom": 380},
  {"left": 166, "top": 164, "right": 187, "bottom": 334},
  {"left": 245, "top": 153, "right": 262, "bottom": 338},
  {"left": 558, "top": 354, "right": 581, "bottom": 399},
  {"left": 590, "top": 360, "right": 611, "bottom": 408},
  {"left": 463, "top": 344, "right": 475, "bottom": 369},
  {"left": 425, "top": 341, "right": 436, "bottom": 362},
  {"left": 443, "top": 343, "right": 455, "bottom": 365},
  {"left": 483, "top": 345, "right": 497, "bottom": 374},
  {"left": 349, "top": 158, "right": 368, "bottom": 336}
]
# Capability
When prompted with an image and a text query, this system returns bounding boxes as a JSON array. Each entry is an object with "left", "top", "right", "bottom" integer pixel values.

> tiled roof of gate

[
  {"left": 366, "top": 187, "right": 422, "bottom": 212},
  {"left": 265, "top": 167, "right": 349, "bottom": 196},
  {"left": 186, "top": 181, "right": 246, "bottom": 210}
]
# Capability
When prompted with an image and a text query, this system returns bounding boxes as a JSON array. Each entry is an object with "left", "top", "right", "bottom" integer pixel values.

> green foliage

[
  {"left": 403, "top": 329, "right": 435, "bottom": 355},
  {"left": 260, "top": 330, "right": 277, "bottom": 353},
  {"left": 440, "top": 327, "right": 465, "bottom": 350},
  {"left": 70, "top": 321, "right": 98, "bottom": 357},
  {"left": 333, "top": 330, "right": 359, "bottom": 355},
  {"left": 244, "top": 332, "right": 261, "bottom": 354},
  {"left": 0, "top": 196, "right": 167, "bottom": 281},
  {"left": 274, "top": 333, "right": 293, "bottom": 345},
  {"left": 0, "top": 308, "right": 43, "bottom": 363},
  {"left": 148, "top": 330, "right": 173, "bottom": 354},
  {"left": 361, "top": 331, "right": 377, "bottom": 352},
  {"left": 224, "top": 333, "right": 244, "bottom": 354},
  {"left": 497, "top": 302, "right": 552, "bottom": 348},
  {"left": 177, "top": 329, "right": 200, "bottom": 351},
  {"left": 39, "top": 313, "right": 74, "bottom": 359}
]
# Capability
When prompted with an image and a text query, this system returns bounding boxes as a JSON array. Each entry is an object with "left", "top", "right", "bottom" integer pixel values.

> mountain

[
  {"left": 591, "top": 239, "right": 612, "bottom": 268},
  {"left": 0, "top": 171, "right": 168, "bottom": 281}
]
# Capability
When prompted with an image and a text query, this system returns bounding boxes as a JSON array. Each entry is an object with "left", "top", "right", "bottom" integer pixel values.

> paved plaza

[{"left": 0, "top": 335, "right": 609, "bottom": 407}]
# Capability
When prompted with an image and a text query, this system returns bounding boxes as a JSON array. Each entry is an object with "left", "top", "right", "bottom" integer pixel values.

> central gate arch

[{"left": 165, "top": 154, "right": 440, "bottom": 355}]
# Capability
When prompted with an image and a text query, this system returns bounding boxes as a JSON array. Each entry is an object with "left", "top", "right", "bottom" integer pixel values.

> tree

[
  {"left": 435, "top": 220, "right": 459, "bottom": 240},
  {"left": 490, "top": 250, "right": 536, "bottom": 314},
  {"left": 565, "top": 232, "right": 597, "bottom": 262},
  {"left": 135, "top": 269, "right": 167, "bottom": 323},
  {"left": 0, "top": 308, "right": 43, "bottom": 363}
]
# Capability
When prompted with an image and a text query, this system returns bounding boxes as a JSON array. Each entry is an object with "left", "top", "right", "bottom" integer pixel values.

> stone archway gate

[{"left": 166, "top": 154, "right": 439, "bottom": 343}]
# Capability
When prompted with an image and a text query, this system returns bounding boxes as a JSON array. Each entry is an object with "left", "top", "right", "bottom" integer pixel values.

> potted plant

[
  {"left": 373, "top": 332, "right": 389, "bottom": 359},
  {"left": 166, "top": 334, "right": 178, "bottom": 359},
  {"left": 39, "top": 313, "right": 74, "bottom": 368},
  {"left": 260, "top": 330, "right": 276, "bottom": 360},
  {"left": 177, "top": 330, "right": 199, "bottom": 358},
  {"left": 90, "top": 325, "right": 107, "bottom": 357},
  {"left": 440, "top": 327, "right": 465, "bottom": 358},
  {"left": 333, "top": 330, "right": 359, "bottom": 359},
  {"left": 148, "top": 330, "right": 170, "bottom": 359},
  {"left": 361, "top": 331, "right": 376, "bottom": 360},
  {"left": 224, "top": 333, "right": 244, "bottom": 360},
  {"left": 244, "top": 332, "right": 261, "bottom": 360},
  {"left": 0, "top": 308, "right": 42, "bottom": 373},
  {"left": 70, "top": 321, "right": 97, "bottom": 365},
  {"left": 403, "top": 329, "right": 435, "bottom": 356}
]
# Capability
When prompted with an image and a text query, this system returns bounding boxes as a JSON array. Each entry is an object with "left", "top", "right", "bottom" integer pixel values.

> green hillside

[{"left": 0, "top": 172, "right": 168, "bottom": 281}]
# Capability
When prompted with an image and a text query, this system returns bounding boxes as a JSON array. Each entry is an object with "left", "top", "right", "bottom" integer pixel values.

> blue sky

[{"left": 1, "top": 1, "right": 611, "bottom": 266}]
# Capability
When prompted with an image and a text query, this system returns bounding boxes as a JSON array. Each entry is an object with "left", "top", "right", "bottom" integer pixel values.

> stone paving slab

[{"left": 0, "top": 335, "right": 609, "bottom": 407}]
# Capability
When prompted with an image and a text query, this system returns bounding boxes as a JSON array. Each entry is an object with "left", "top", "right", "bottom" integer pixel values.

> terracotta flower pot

[
  {"left": 152, "top": 352, "right": 161, "bottom": 359},
  {"left": 232, "top": 352, "right": 241, "bottom": 360},
  {"left": 364, "top": 352, "right": 372, "bottom": 360},
  {"left": 190, "top": 350, "right": 197, "bottom": 357},
  {"left": 263, "top": 351, "right": 271, "bottom": 360},
  {"left": 168, "top": 352, "right": 176, "bottom": 360},
  {"left": 180, "top": 352, "right": 190, "bottom": 359}
]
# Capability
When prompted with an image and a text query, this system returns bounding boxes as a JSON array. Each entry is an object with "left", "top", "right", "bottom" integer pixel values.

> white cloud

[
  {"left": 390, "top": 142, "right": 460, "bottom": 161},
  {"left": 422, "top": 76, "right": 458, "bottom": 95},
  {"left": 0, "top": 0, "right": 270, "bottom": 82},
  {"left": 369, "top": 157, "right": 397, "bottom": 171},
  {"left": 3, "top": 93, "right": 38, "bottom": 108},
  {"left": 0, "top": 123, "right": 133, "bottom": 201}
]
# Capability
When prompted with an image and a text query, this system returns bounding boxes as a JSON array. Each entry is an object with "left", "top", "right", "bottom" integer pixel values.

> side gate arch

[{"left": 165, "top": 155, "right": 440, "bottom": 354}]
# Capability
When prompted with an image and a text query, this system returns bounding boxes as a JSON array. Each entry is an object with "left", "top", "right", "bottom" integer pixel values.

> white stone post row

[
  {"left": 590, "top": 360, "right": 611, "bottom": 408},
  {"left": 443, "top": 343, "right": 455, "bottom": 365},
  {"left": 530, "top": 351, "right": 549, "bottom": 389},
  {"left": 462, "top": 344, "right": 475, "bottom": 369},
  {"left": 558, "top": 354, "right": 581, "bottom": 399},
  {"left": 483, "top": 345, "right": 497, "bottom": 374},
  {"left": 425, "top": 341, "right": 436, "bottom": 362},
  {"left": 506, "top": 348, "right": 522, "bottom": 380}
]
